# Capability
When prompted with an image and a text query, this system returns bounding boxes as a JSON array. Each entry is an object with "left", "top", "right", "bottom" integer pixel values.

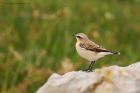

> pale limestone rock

[{"left": 37, "top": 62, "right": 140, "bottom": 93}]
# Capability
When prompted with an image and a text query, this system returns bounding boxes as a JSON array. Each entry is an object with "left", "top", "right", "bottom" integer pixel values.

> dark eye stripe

[{"left": 76, "top": 36, "right": 82, "bottom": 38}]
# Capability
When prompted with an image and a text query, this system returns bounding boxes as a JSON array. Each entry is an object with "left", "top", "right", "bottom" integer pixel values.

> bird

[{"left": 75, "top": 33, "right": 120, "bottom": 72}]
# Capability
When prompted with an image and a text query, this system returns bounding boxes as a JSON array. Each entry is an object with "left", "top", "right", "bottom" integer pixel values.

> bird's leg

[
  {"left": 82, "top": 62, "right": 92, "bottom": 72},
  {"left": 83, "top": 61, "right": 95, "bottom": 72},
  {"left": 89, "top": 61, "right": 96, "bottom": 71}
]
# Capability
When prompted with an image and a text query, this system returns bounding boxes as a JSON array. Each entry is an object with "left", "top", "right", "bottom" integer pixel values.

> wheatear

[{"left": 75, "top": 33, "right": 120, "bottom": 72}]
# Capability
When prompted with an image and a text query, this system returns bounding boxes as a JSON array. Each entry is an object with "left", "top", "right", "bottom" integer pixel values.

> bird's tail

[{"left": 111, "top": 51, "right": 120, "bottom": 55}]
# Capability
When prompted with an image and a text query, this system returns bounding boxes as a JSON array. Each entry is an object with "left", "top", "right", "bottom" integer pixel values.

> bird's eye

[{"left": 76, "top": 36, "right": 82, "bottom": 38}]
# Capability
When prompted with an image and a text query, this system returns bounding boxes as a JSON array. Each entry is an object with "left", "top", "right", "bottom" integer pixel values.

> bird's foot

[{"left": 82, "top": 68, "right": 93, "bottom": 72}]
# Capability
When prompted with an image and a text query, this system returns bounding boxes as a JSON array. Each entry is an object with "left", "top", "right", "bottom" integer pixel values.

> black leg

[
  {"left": 83, "top": 62, "right": 92, "bottom": 71},
  {"left": 83, "top": 61, "right": 96, "bottom": 72},
  {"left": 87, "top": 61, "right": 93, "bottom": 70},
  {"left": 89, "top": 61, "right": 95, "bottom": 71}
]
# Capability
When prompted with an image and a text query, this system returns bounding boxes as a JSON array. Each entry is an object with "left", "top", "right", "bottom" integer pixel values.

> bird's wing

[{"left": 79, "top": 42, "right": 111, "bottom": 53}]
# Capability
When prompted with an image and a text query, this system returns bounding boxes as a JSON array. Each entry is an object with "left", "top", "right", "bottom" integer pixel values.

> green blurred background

[{"left": 0, "top": 0, "right": 140, "bottom": 93}]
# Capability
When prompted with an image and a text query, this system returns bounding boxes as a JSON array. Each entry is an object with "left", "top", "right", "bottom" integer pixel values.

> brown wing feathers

[
  {"left": 79, "top": 43, "right": 112, "bottom": 53},
  {"left": 79, "top": 43, "right": 119, "bottom": 54}
]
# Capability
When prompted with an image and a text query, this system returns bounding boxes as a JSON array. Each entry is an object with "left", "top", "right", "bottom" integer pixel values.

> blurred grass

[{"left": 0, "top": 0, "right": 140, "bottom": 93}]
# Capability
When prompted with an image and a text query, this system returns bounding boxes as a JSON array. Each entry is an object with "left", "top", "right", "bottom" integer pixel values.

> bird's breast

[{"left": 76, "top": 42, "right": 101, "bottom": 61}]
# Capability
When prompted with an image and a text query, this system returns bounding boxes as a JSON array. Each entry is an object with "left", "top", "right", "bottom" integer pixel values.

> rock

[{"left": 36, "top": 62, "right": 140, "bottom": 93}]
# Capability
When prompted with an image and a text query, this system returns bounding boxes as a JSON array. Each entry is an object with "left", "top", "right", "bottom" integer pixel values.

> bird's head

[{"left": 75, "top": 33, "right": 89, "bottom": 42}]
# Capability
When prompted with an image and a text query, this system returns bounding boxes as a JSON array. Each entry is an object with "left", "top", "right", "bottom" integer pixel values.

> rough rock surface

[{"left": 36, "top": 62, "right": 140, "bottom": 93}]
